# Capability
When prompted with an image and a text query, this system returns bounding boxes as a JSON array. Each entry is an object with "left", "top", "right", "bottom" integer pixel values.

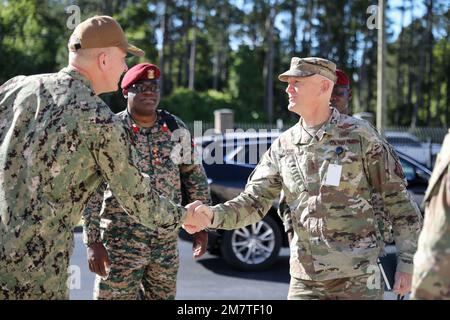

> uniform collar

[
  {"left": 59, "top": 67, "right": 95, "bottom": 91},
  {"left": 292, "top": 107, "right": 341, "bottom": 145},
  {"left": 123, "top": 109, "right": 161, "bottom": 134}
]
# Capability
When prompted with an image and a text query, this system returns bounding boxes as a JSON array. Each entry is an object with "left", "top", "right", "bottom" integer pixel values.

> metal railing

[
  {"left": 385, "top": 126, "right": 448, "bottom": 144},
  {"left": 186, "top": 122, "right": 447, "bottom": 142}
]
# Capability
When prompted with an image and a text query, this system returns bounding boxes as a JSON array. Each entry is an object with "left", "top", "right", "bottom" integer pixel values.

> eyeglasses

[{"left": 130, "top": 81, "right": 160, "bottom": 93}]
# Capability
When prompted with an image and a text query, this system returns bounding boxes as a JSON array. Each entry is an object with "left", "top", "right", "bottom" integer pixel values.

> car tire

[
  {"left": 220, "top": 215, "right": 282, "bottom": 271},
  {"left": 207, "top": 245, "right": 222, "bottom": 256}
]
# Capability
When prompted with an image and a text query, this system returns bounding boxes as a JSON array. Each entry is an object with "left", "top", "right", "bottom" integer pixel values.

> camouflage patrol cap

[
  {"left": 278, "top": 57, "right": 337, "bottom": 83},
  {"left": 68, "top": 15, "right": 144, "bottom": 57}
]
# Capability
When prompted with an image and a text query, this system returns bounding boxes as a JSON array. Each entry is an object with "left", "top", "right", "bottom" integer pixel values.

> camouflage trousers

[
  {"left": 0, "top": 277, "right": 69, "bottom": 300},
  {"left": 287, "top": 274, "right": 384, "bottom": 300},
  {"left": 0, "top": 243, "right": 72, "bottom": 300},
  {"left": 94, "top": 217, "right": 179, "bottom": 300}
]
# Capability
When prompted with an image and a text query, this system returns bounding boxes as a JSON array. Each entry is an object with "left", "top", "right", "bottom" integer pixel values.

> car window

[
  {"left": 201, "top": 139, "right": 231, "bottom": 165},
  {"left": 230, "top": 140, "right": 273, "bottom": 165},
  {"left": 399, "top": 158, "right": 416, "bottom": 181},
  {"left": 386, "top": 136, "right": 422, "bottom": 147}
]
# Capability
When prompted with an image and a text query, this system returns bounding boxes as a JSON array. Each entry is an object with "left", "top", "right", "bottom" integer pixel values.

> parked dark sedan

[{"left": 195, "top": 131, "right": 430, "bottom": 271}]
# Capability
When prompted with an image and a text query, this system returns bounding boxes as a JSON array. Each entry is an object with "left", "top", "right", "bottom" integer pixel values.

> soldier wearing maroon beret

[
  {"left": 330, "top": 68, "right": 352, "bottom": 115},
  {"left": 120, "top": 63, "right": 162, "bottom": 124},
  {"left": 83, "top": 63, "right": 211, "bottom": 300}
]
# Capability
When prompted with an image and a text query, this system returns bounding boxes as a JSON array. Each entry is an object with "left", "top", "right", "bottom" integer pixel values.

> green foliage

[
  {"left": 160, "top": 88, "right": 234, "bottom": 122},
  {"left": 228, "top": 46, "right": 265, "bottom": 121},
  {"left": 113, "top": 2, "right": 159, "bottom": 65},
  {"left": 0, "top": 0, "right": 66, "bottom": 82},
  {"left": 0, "top": 0, "right": 449, "bottom": 127}
]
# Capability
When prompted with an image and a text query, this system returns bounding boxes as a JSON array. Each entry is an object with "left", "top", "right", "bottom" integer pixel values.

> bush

[{"left": 161, "top": 88, "right": 235, "bottom": 122}]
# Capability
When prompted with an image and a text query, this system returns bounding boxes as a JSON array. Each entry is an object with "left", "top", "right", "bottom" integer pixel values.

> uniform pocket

[{"left": 279, "top": 151, "right": 308, "bottom": 195}]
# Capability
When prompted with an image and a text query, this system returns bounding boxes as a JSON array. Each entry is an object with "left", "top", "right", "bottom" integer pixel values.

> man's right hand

[
  {"left": 183, "top": 201, "right": 213, "bottom": 234},
  {"left": 87, "top": 242, "right": 110, "bottom": 277}
]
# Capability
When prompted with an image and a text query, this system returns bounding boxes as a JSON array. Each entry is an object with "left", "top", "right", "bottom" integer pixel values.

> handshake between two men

[{"left": 183, "top": 200, "right": 213, "bottom": 234}]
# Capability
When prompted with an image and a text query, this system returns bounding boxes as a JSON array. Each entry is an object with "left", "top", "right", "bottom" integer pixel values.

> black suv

[{"left": 196, "top": 131, "right": 431, "bottom": 271}]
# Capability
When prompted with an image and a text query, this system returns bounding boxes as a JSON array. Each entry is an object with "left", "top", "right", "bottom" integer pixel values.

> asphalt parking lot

[{"left": 69, "top": 231, "right": 406, "bottom": 300}]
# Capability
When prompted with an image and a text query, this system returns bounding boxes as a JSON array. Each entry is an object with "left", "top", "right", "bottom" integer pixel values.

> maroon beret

[
  {"left": 121, "top": 63, "right": 161, "bottom": 95},
  {"left": 335, "top": 69, "right": 350, "bottom": 87}
]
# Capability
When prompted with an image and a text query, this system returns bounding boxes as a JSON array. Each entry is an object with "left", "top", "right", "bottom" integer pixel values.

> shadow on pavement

[{"left": 196, "top": 255, "right": 290, "bottom": 284}]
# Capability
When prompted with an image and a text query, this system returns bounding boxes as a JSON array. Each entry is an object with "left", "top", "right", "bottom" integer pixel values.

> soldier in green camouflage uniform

[
  {"left": 83, "top": 63, "right": 211, "bottom": 300},
  {"left": 189, "top": 57, "right": 422, "bottom": 300},
  {"left": 279, "top": 68, "right": 394, "bottom": 256},
  {"left": 0, "top": 16, "right": 201, "bottom": 300},
  {"left": 411, "top": 131, "right": 450, "bottom": 299}
]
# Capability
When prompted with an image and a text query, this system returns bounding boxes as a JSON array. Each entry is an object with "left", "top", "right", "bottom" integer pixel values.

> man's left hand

[
  {"left": 393, "top": 271, "right": 412, "bottom": 296},
  {"left": 192, "top": 231, "right": 208, "bottom": 259}
]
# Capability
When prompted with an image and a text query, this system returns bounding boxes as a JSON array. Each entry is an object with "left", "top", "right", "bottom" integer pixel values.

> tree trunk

[
  {"left": 395, "top": 0, "right": 406, "bottom": 125},
  {"left": 425, "top": 0, "right": 434, "bottom": 124},
  {"left": 177, "top": 1, "right": 191, "bottom": 87},
  {"left": 188, "top": 0, "right": 197, "bottom": 90},
  {"left": 447, "top": 40, "right": 450, "bottom": 127},
  {"left": 159, "top": 0, "right": 171, "bottom": 96},
  {"left": 301, "top": 1, "right": 313, "bottom": 56},
  {"left": 406, "top": 0, "right": 415, "bottom": 115},
  {"left": 212, "top": 50, "right": 219, "bottom": 90},
  {"left": 289, "top": 0, "right": 297, "bottom": 55},
  {"left": 358, "top": 32, "right": 369, "bottom": 113},
  {"left": 367, "top": 37, "right": 377, "bottom": 113},
  {"left": 411, "top": 0, "right": 432, "bottom": 128},
  {"left": 184, "top": 0, "right": 193, "bottom": 88},
  {"left": 212, "top": 1, "right": 221, "bottom": 90},
  {"left": 447, "top": 69, "right": 450, "bottom": 126},
  {"left": 435, "top": 74, "right": 442, "bottom": 126},
  {"left": 264, "top": 2, "right": 277, "bottom": 124},
  {"left": 212, "top": 24, "right": 222, "bottom": 89},
  {"left": 216, "top": 2, "right": 230, "bottom": 91},
  {"left": 411, "top": 37, "right": 426, "bottom": 129},
  {"left": 322, "top": 2, "right": 333, "bottom": 55},
  {"left": 167, "top": 35, "right": 174, "bottom": 94}
]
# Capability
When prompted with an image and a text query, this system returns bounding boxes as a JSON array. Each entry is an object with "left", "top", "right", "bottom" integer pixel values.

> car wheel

[{"left": 220, "top": 215, "right": 282, "bottom": 271}]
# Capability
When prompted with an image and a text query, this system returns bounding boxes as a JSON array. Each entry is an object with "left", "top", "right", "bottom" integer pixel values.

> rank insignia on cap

[{"left": 148, "top": 70, "right": 155, "bottom": 79}]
